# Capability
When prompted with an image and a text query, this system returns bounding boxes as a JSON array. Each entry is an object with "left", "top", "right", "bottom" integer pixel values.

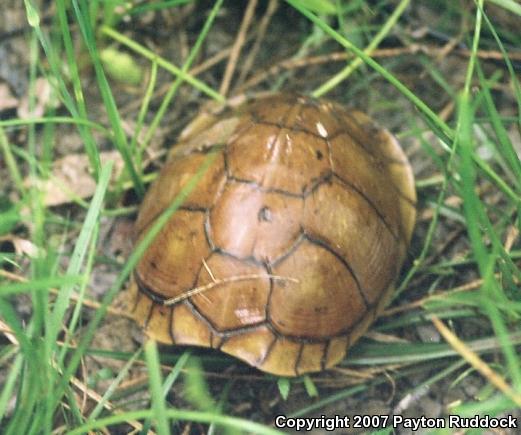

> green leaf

[
  {"left": 277, "top": 377, "right": 291, "bottom": 400},
  {"left": 100, "top": 47, "right": 143, "bottom": 86},
  {"left": 486, "top": 0, "right": 521, "bottom": 16},
  {"left": 184, "top": 357, "right": 216, "bottom": 412},
  {"left": 303, "top": 375, "right": 318, "bottom": 397},
  {"left": 0, "top": 203, "right": 20, "bottom": 236},
  {"left": 23, "top": 0, "right": 40, "bottom": 27},
  {"left": 145, "top": 340, "right": 169, "bottom": 435},
  {"left": 294, "top": 0, "right": 336, "bottom": 14}
]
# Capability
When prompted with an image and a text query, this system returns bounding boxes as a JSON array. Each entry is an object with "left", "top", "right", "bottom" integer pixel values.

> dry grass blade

[
  {"left": 219, "top": 0, "right": 258, "bottom": 96},
  {"left": 0, "top": 319, "right": 18, "bottom": 345},
  {"left": 431, "top": 316, "right": 521, "bottom": 407},
  {"left": 382, "top": 273, "right": 519, "bottom": 317},
  {"left": 0, "top": 269, "right": 132, "bottom": 319},
  {"left": 0, "top": 313, "right": 145, "bottom": 432},
  {"left": 163, "top": 274, "right": 299, "bottom": 306},
  {"left": 234, "top": 0, "right": 279, "bottom": 90},
  {"left": 68, "top": 372, "right": 148, "bottom": 433}
]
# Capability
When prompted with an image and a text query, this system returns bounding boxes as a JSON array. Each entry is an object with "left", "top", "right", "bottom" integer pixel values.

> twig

[{"left": 238, "top": 44, "right": 521, "bottom": 93}]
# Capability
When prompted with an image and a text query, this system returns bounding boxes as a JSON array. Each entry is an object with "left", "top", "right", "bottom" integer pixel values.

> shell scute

[
  {"left": 209, "top": 182, "right": 303, "bottom": 262},
  {"left": 191, "top": 252, "right": 270, "bottom": 331},
  {"left": 269, "top": 239, "right": 366, "bottom": 339},
  {"left": 226, "top": 122, "right": 331, "bottom": 195}
]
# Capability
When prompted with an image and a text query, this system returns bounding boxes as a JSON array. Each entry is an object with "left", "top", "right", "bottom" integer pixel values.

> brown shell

[{"left": 128, "top": 93, "right": 416, "bottom": 376}]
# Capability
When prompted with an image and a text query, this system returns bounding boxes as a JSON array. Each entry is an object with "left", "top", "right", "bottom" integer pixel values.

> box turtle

[{"left": 128, "top": 93, "right": 416, "bottom": 376}]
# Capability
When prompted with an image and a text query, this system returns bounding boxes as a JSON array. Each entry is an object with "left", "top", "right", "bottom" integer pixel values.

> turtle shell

[{"left": 128, "top": 93, "right": 416, "bottom": 376}]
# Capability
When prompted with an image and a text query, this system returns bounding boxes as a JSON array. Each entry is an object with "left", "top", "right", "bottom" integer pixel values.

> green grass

[{"left": 1, "top": 0, "right": 520, "bottom": 433}]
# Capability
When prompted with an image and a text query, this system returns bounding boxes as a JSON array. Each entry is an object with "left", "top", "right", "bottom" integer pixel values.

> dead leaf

[
  {"left": 24, "top": 150, "right": 125, "bottom": 206},
  {"left": 0, "top": 235, "right": 41, "bottom": 258},
  {"left": 17, "top": 77, "right": 58, "bottom": 119},
  {"left": 0, "top": 82, "right": 18, "bottom": 111}
]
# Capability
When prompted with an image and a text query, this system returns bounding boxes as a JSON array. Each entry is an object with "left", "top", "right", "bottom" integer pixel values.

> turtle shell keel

[{"left": 129, "top": 94, "right": 416, "bottom": 376}]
